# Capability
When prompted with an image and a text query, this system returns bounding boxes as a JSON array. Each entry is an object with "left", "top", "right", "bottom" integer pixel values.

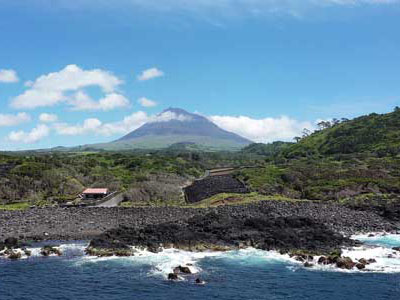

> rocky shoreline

[{"left": 1, "top": 200, "right": 400, "bottom": 273}]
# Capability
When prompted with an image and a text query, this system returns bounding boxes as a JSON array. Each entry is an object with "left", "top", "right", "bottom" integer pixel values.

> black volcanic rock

[
  {"left": 88, "top": 212, "right": 356, "bottom": 255},
  {"left": 184, "top": 175, "right": 249, "bottom": 203}
]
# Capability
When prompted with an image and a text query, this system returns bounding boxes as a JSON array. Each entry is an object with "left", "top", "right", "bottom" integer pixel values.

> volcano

[{"left": 102, "top": 108, "right": 252, "bottom": 150}]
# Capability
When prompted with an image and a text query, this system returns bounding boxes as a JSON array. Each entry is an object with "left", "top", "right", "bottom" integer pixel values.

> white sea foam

[
  {"left": 3, "top": 233, "right": 399, "bottom": 276},
  {"left": 300, "top": 233, "right": 400, "bottom": 274}
]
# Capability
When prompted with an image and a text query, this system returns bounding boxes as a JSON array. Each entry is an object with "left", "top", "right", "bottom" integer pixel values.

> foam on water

[{"left": 2, "top": 233, "right": 400, "bottom": 276}]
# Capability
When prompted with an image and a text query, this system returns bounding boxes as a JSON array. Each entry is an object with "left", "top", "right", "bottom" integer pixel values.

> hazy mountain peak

[{"left": 112, "top": 107, "right": 252, "bottom": 150}]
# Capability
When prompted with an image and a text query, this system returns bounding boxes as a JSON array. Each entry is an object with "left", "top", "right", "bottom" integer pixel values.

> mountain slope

[
  {"left": 103, "top": 108, "right": 252, "bottom": 150},
  {"left": 235, "top": 108, "right": 400, "bottom": 205},
  {"left": 282, "top": 108, "right": 400, "bottom": 158}
]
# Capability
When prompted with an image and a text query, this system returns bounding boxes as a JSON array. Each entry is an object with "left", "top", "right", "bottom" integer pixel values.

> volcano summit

[{"left": 92, "top": 108, "right": 252, "bottom": 151}]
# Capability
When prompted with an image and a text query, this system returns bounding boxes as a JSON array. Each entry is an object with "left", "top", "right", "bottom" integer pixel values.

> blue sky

[{"left": 1, "top": 0, "right": 400, "bottom": 150}]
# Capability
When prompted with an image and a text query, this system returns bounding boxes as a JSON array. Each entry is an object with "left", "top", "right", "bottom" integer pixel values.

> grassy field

[
  {"left": 188, "top": 192, "right": 306, "bottom": 208},
  {"left": 0, "top": 202, "right": 31, "bottom": 211}
]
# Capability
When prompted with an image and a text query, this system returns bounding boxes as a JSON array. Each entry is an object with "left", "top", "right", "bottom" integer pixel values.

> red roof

[{"left": 82, "top": 188, "right": 108, "bottom": 194}]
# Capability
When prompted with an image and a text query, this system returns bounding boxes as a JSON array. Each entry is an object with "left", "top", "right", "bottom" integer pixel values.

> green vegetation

[
  {"left": 1, "top": 107, "right": 400, "bottom": 208},
  {"left": 236, "top": 108, "right": 400, "bottom": 203},
  {"left": 189, "top": 192, "right": 302, "bottom": 208},
  {"left": 0, "top": 202, "right": 31, "bottom": 211},
  {"left": 0, "top": 150, "right": 263, "bottom": 207}
]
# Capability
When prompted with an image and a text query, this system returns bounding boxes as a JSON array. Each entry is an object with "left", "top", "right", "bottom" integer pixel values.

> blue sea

[{"left": 1, "top": 234, "right": 400, "bottom": 300}]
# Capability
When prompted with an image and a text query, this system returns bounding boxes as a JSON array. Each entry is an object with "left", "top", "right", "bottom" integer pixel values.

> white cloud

[
  {"left": 0, "top": 69, "right": 19, "bottom": 83},
  {"left": 0, "top": 113, "right": 31, "bottom": 127},
  {"left": 39, "top": 113, "right": 58, "bottom": 123},
  {"left": 11, "top": 64, "right": 125, "bottom": 110},
  {"left": 54, "top": 112, "right": 149, "bottom": 136},
  {"left": 52, "top": 109, "right": 313, "bottom": 143},
  {"left": 138, "top": 97, "right": 157, "bottom": 107},
  {"left": 68, "top": 91, "right": 130, "bottom": 111},
  {"left": 137, "top": 68, "right": 164, "bottom": 81},
  {"left": 209, "top": 115, "right": 315, "bottom": 143},
  {"left": 54, "top": 118, "right": 103, "bottom": 136},
  {"left": 53, "top": 110, "right": 192, "bottom": 137},
  {"left": 150, "top": 111, "right": 192, "bottom": 123},
  {"left": 40, "top": 1, "right": 400, "bottom": 19},
  {"left": 8, "top": 124, "right": 50, "bottom": 144}
]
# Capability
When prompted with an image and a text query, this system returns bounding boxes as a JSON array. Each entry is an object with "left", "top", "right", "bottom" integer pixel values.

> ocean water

[{"left": 1, "top": 234, "right": 400, "bottom": 300}]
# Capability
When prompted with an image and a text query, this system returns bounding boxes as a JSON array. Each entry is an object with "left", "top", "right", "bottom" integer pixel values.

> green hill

[
  {"left": 236, "top": 108, "right": 400, "bottom": 205},
  {"left": 283, "top": 107, "right": 400, "bottom": 158}
]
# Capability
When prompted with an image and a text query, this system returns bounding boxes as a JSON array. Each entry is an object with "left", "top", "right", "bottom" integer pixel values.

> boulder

[
  {"left": 392, "top": 247, "right": 400, "bottom": 252},
  {"left": 147, "top": 243, "right": 162, "bottom": 253},
  {"left": 179, "top": 266, "right": 192, "bottom": 274},
  {"left": 358, "top": 258, "right": 368, "bottom": 265},
  {"left": 336, "top": 257, "right": 355, "bottom": 270},
  {"left": 367, "top": 258, "right": 377, "bottom": 264},
  {"left": 168, "top": 273, "right": 178, "bottom": 280},
  {"left": 6, "top": 250, "right": 22, "bottom": 260},
  {"left": 4, "top": 237, "right": 18, "bottom": 249},
  {"left": 40, "top": 245, "right": 62, "bottom": 257},
  {"left": 356, "top": 263, "right": 366, "bottom": 270},
  {"left": 304, "top": 262, "right": 314, "bottom": 268},
  {"left": 327, "top": 255, "right": 340, "bottom": 264},
  {"left": 318, "top": 256, "right": 329, "bottom": 265},
  {"left": 174, "top": 265, "right": 192, "bottom": 274},
  {"left": 195, "top": 278, "right": 205, "bottom": 285}
]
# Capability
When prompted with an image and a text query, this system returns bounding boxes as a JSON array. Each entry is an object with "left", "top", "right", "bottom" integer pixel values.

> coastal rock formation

[
  {"left": 0, "top": 201, "right": 398, "bottom": 246},
  {"left": 85, "top": 239, "right": 134, "bottom": 257},
  {"left": 40, "top": 245, "right": 62, "bottom": 257},
  {"left": 87, "top": 212, "right": 356, "bottom": 256}
]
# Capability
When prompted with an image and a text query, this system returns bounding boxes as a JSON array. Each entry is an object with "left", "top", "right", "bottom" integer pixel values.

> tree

[
  {"left": 302, "top": 128, "right": 311, "bottom": 138},
  {"left": 317, "top": 121, "right": 332, "bottom": 130},
  {"left": 293, "top": 136, "right": 302, "bottom": 143},
  {"left": 332, "top": 118, "right": 340, "bottom": 126}
]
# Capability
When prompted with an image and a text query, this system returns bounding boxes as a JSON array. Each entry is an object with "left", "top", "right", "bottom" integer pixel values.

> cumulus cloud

[
  {"left": 150, "top": 111, "right": 192, "bottom": 123},
  {"left": 52, "top": 108, "right": 313, "bottom": 143},
  {"left": 53, "top": 110, "right": 192, "bottom": 137},
  {"left": 0, "top": 69, "right": 19, "bottom": 83},
  {"left": 0, "top": 113, "right": 31, "bottom": 127},
  {"left": 68, "top": 91, "right": 130, "bottom": 111},
  {"left": 209, "top": 115, "right": 315, "bottom": 143},
  {"left": 8, "top": 124, "right": 50, "bottom": 144},
  {"left": 138, "top": 97, "right": 157, "bottom": 107},
  {"left": 54, "top": 118, "right": 103, "bottom": 136},
  {"left": 137, "top": 68, "right": 164, "bottom": 81},
  {"left": 39, "top": 113, "right": 58, "bottom": 123},
  {"left": 10, "top": 64, "right": 125, "bottom": 110}
]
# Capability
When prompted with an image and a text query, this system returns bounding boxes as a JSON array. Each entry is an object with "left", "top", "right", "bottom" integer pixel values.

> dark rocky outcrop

[
  {"left": 168, "top": 273, "right": 179, "bottom": 280},
  {"left": 40, "top": 245, "right": 62, "bottom": 257},
  {"left": 4, "top": 237, "right": 19, "bottom": 249},
  {"left": 184, "top": 175, "right": 249, "bottom": 203},
  {"left": 1, "top": 201, "right": 397, "bottom": 242},
  {"left": 87, "top": 212, "right": 356, "bottom": 256},
  {"left": 174, "top": 266, "right": 192, "bottom": 274},
  {"left": 86, "top": 239, "right": 134, "bottom": 257}
]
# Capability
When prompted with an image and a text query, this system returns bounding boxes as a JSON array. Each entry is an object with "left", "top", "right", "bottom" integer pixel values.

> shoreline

[
  {"left": 1, "top": 201, "right": 398, "bottom": 243},
  {"left": 2, "top": 201, "right": 399, "bottom": 264}
]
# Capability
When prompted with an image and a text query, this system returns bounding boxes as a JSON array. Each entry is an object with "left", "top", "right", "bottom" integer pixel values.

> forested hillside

[
  {"left": 0, "top": 150, "right": 262, "bottom": 206},
  {"left": 236, "top": 108, "right": 400, "bottom": 205}
]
